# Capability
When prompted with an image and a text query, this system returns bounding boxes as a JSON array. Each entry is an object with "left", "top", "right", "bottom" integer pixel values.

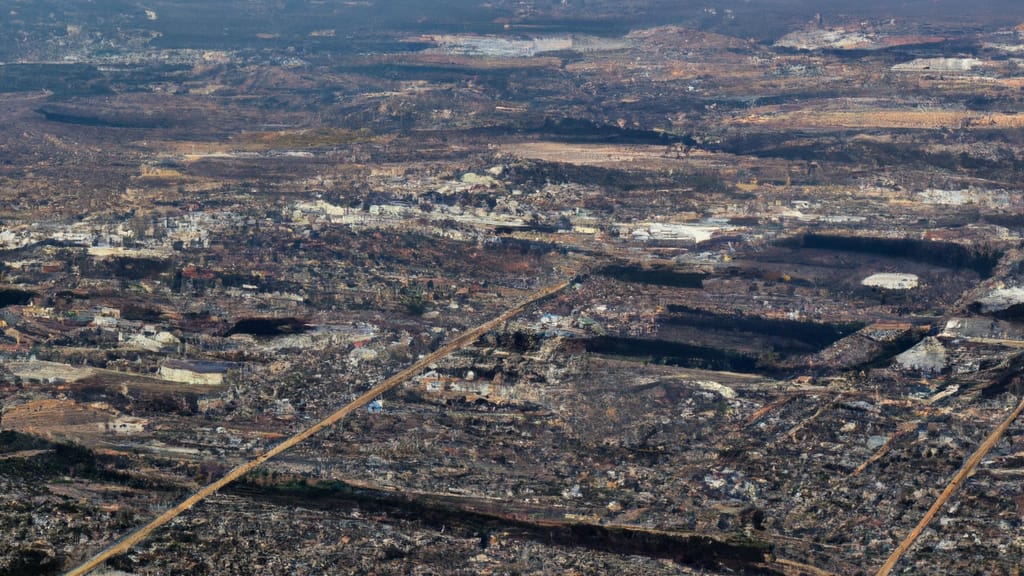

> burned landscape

[{"left": 3, "top": 1, "right": 1024, "bottom": 575}]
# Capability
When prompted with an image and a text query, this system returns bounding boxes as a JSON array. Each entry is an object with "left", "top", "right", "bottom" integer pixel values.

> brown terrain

[{"left": 2, "top": 1, "right": 1024, "bottom": 575}]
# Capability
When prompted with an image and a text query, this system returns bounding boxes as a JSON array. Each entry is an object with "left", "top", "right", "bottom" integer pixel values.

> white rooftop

[{"left": 861, "top": 273, "right": 919, "bottom": 290}]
